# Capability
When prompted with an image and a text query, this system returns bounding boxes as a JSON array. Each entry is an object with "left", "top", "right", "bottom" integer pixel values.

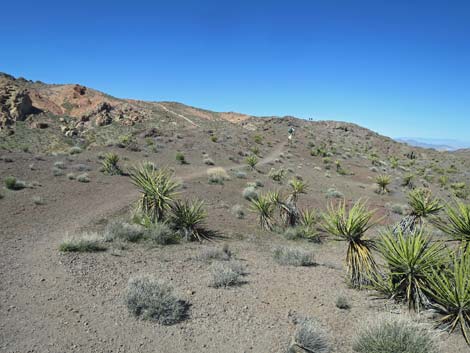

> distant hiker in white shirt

[{"left": 288, "top": 127, "right": 295, "bottom": 145}]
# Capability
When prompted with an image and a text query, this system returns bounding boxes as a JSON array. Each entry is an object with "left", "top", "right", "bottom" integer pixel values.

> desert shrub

[
  {"left": 59, "top": 233, "right": 106, "bottom": 252},
  {"left": 54, "top": 161, "right": 66, "bottom": 169},
  {"left": 4, "top": 176, "right": 26, "bottom": 190},
  {"left": 32, "top": 196, "right": 45, "bottom": 205},
  {"left": 269, "top": 167, "right": 286, "bottom": 183},
  {"left": 207, "top": 167, "right": 229, "bottom": 185},
  {"left": 335, "top": 296, "right": 351, "bottom": 310},
  {"left": 374, "top": 229, "right": 445, "bottom": 311},
  {"left": 175, "top": 152, "right": 186, "bottom": 164},
  {"left": 402, "top": 174, "right": 414, "bottom": 187},
  {"left": 235, "top": 170, "right": 247, "bottom": 179},
  {"left": 353, "top": 316, "right": 438, "bottom": 353},
  {"left": 129, "top": 165, "right": 179, "bottom": 222},
  {"left": 210, "top": 136, "right": 218, "bottom": 143},
  {"left": 170, "top": 199, "right": 209, "bottom": 241},
  {"left": 72, "top": 164, "right": 92, "bottom": 172},
  {"left": 101, "top": 152, "right": 123, "bottom": 175},
  {"left": 425, "top": 249, "right": 470, "bottom": 344},
  {"left": 231, "top": 204, "right": 245, "bottom": 219},
  {"left": 145, "top": 222, "right": 178, "bottom": 245},
  {"left": 104, "top": 220, "right": 145, "bottom": 242},
  {"left": 210, "top": 261, "right": 243, "bottom": 287},
  {"left": 69, "top": 146, "right": 82, "bottom": 155},
  {"left": 52, "top": 167, "right": 64, "bottom": 176},
  {"left": 389, "top": 203, "right": 406, "bottom": 215},
  {"left": 125, "top": 275, "right": 187, "bottom": 324},
  {"left": 438, "top": 175, "right": 448, "bottom": 187},
  {"left": 67, "top": 173, "right": 76, "bottom": 180},
  {"left": 251, "top": 146, "right": 260, "bottom": 155},
  {"left": 246, "top": 155, "right": 258, "bottom": 169},
  {"left": 76, "top": 173, "right": 90, "bottom": 183},
  {"left": 255, "top": 179, "right": 264, "bottom": 187},
  {"left": 273, "top": 246, "right": 315, "bottom": 266},
  {"left": 199, "top": 245, "right": 232, "bottom": 261},
  {"left": 289, "top": 178, "right": 308, "bottom": 201},
  {"left": 451, "top": 182, "right": 468, "bottom": 199},
  {"left": 326, "top": 187, "right": 343, "bottom": 199},
  {"left": 203, "top": 157, "right": 215, "bottom": 165},
  {"left": 243, "top": 186, "right": 258, "bottom": 200},
  {"left": 322, "top": 199, "right": 378, "bottom": 288},
  {"left": 288, "top": 318, "right": 330, "bottom": 353},
  {"left": 253, "top": 134, "right": 263, "bottom": 144}
]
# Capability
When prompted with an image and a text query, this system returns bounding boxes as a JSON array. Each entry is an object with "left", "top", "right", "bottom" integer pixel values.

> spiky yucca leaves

[
  {"left": 170, "top": 199, "right": 208, "bottom": 241},
  {"left": 245, "top": 155, "right": 258, "bottom": 169},
  {"left": 249, "top": 193, "right": 275, "bottom": 231},
  {"left": 129, "top": 165, "right": 179, "bottom": 222},
  {"left": 375, "top": 174, "right": 391, "bottom": 194},
  {"left": 322, "top": 199, "right": 379, "bottom": 288},
  {"left": 432, "top": 200, "right": 470, "bottom": 249},
  {"left": 300, "top": 208, "right": 320, "bottom": 241},
  {"left": 395, "top": 188, "right": 442, "bottom": 235},
  {"left": 374, "top": 229, "right": 445, "bottom": 311},
  {"left": 425, "top": 249, "right": 470, "bottom": 344},
  {"left": 102, "top": 152, "right": 123, "bottom": 175},
  {"left": 289, "top": 178, "right": 308, "bottom": 202}
]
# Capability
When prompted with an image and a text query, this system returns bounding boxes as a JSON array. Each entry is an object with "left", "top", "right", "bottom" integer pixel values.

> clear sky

[{"left": 2, "top": 0, "right": 469, "bottom": 140}]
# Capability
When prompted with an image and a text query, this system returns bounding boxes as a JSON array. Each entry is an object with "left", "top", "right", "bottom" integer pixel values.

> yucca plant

[
  {"left": 374, "top": 229, "right": 445, "bottom": 311},
  {"left": 289, "top": 178, "right": 308, "bottom": 202},
  {"left": 246, "top": 155, "right": 258, "bottom": 169},
  {"left": 102, "top": 152, "right": 123, "bottom": 175},
  {"left": 432, "top": 200, "right": 470, "bottom": 249},
  {"left": 425, "top": 249, "right": 470, "bottom": 344},
  {"left": 322, "top": 199, "right": 379, "bottom": 288},
  {"left": 170, "top": 199, "right": 208, "bottom": 241},
  {"left": 402, "top": 173, "right": 414, "bottom": 188},
  {"left": 249, "top": 193, "right": 275, "bottom": 231},
  {"left": 129, "top": 165, "right": 179, "bottom": 222},
  {"left": 375, "top": 174, "right": 391, "bottom": 194},
  {"left": 300, "top": 208, "right": 320, "bottom": 241},
  {"left": 395, "top": 188, "right": 442, "bottom": 234}
]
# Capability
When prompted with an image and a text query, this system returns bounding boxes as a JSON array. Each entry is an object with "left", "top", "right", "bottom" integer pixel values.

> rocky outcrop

[{"left": 0, "top": 84, "right": 34, "bottom": 129}]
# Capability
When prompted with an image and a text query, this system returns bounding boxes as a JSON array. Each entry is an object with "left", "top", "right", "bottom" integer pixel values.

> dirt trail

[
  {"left": 157, "top": 103, "right": 200, "bottom": 127},
  {"left": 0, "top": 142, "right": 287, "bottom": 353}
]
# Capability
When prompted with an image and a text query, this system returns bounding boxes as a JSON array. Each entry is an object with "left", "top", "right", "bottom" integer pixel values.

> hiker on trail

[{"left": 288, "top": 127, "right": 295, "bottom": 145}]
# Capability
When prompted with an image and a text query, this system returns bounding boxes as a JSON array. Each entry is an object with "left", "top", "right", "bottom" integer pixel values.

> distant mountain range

[{"left": 395, "top": 137, "right": 470, "bottom": 151}]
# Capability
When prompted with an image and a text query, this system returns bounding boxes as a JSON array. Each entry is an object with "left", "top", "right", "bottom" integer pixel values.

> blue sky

[{"left": 2, "top": 0, "right": 469, "bottom": 140}]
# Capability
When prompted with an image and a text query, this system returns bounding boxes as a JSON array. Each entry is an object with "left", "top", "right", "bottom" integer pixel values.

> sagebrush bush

[
  {"left": 335, "top": 296, "right": 351, "bottom": 310},
  {"left": 243, "top": 186, "right": 258, "bottom": 200},
  {"left": 145, "top": 222, "right": 178, "bottom": 245},
  {"left": 69, "top": 146, "right": 82, "bottom": 155},
  {"left": 353, "top": 316, "right": 438, "bottom": 353},
  {"left": 288, "top": 318, "right": 330, "bottom": 353},
  {"left": 125, "top": 275, "right": 187, "bottom": 324},
  {"left": 104, "top": 220, "right": 145, "bottom": 242},
  {"left": 273, "top": 246, "right": 315, "bottom": 266},
  {"left": 76, "top": 173, "right": 90, "bottom": 183},
  {"left": 231, "top": 204, "right": 245, "bottom": 219},
  {"left": 199, "top": 245, "right": 232, "bottom": 261},
  {"left": 203, "top": 157, "right": 215, "bottom": 165},
  {"left": 32, "top": 196, "right": 45, "bottom": 205},
  {"left": 59, "top": 233, "right": 106, "bottom": 252},
  {"left": 326, "top": 187, "right": 343, "bottom": 199},
  {"left": 235, "top": 170, "right": 247, "bottom": 179},
  {"left": 54, "top": 161, "right": 66, "bottom": 169},
  {"left": 175, "top": 152, "right": 186, "bottom": 164},
  {"left": 210, "top": 261, "right": 244, "bottom": 287}
]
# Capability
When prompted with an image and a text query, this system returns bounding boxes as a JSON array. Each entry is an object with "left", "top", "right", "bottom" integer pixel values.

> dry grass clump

[
  {"left": 104, "top": 220, "right": 145, "bottom": 242},
  {"left": 76, "top": 173, "right": 90, "bottom": 183},
  {"left": 199, "top": 245, "right": 232, "bottom": 262},
  {"left": 207, "top": 167, "right": 230, "bottom": 185},
  {"left": 335, "top": 296, "right": 351, "bottom": 310},
  {"left": 353, "top": 316, "right": 438, "bottom": 353},
  {"left": 125, "top": 275, "right": 188, "bottom": 325},
  {"left": 243, "top": 186, "right": 259, "bottom": 200},
  {"left": 59, "top": 233, "right": 106, "bottom": 252},
  {"left": 145, "top": 222, "right": 179, "bottom": 245},
  {"left": 273, "top": 246, "right": 315, "bottom": 267}
]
